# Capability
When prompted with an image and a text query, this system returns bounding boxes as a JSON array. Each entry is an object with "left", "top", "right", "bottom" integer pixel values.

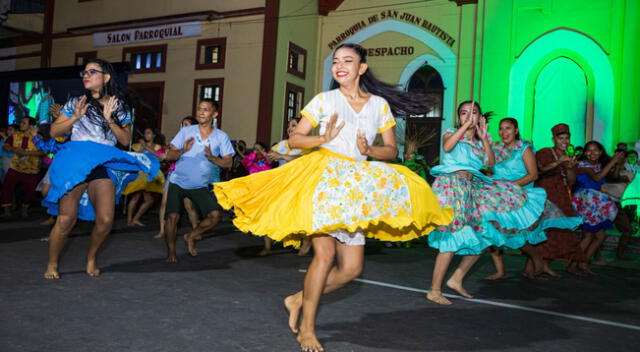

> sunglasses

[{"left": 79, "top": 69, "right": 104, "bottom": 77}]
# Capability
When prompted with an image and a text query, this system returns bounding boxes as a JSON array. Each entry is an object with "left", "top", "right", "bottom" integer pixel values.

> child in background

[
  {"left": 241, "top": 142, "right": 274, "bottom": 174},
  {"left": 124, "top": 128, "right": 166, "bottom": 227},
  {"left": 0, "top": 125, "right": 18, "bottom": 183}
]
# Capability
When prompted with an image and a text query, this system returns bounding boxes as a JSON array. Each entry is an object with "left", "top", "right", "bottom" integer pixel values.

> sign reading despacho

[
  {"left": 327, "top": 11, "right": 455, "bottom": 49},
  {"left": 93, "top": 21, "right": 202, "bottom": 47}
]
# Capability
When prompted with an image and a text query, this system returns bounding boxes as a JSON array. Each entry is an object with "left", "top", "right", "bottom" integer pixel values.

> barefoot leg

[
  {"left": 183, "top": 210, "right": 222, "bottom": 257},
  {"left": 426, "top": 251, "right": 454, "bottom": 305},
  {"left": 183, "top": 233, "right": 197, "bottom": 257},
  {"left": 584, "top": 230, "right": 606, "bottom": 264},
  {"left": 126, "top": 192, "right": 141, "bottom": 226},
  {"left": 183, "top": 198, "right": 199, "bottom": 231},
  {"left": 285, "top": 237, "right": 364, "bottom": 336},
  {"left": 296, "top": 236, "right": 336, "bottom": 352},
  {"left": 579, "top": 231, "right": 593, "bottom": 253},
  {"left": 155, "top": 189, "right": 169, "bottom": 238},
  {"left": 543, "top": 260, "right": 561, "bottom": 277},
  {"left": 522, "top": 258, "right": 534, "bottom": 278},
  {"left": 284, "top": 292, "right": 303, "bottom": 334},
  {"left": 85, "top": 179, "right": 115, "bottom": 277},
  {"left": 485, "top": 248, "right": 507, "bottom": 280},
  {"left": 298, "top": 236, "right": 365, "bottom": 352},
  {"left": 520, "top": 243, "right": 544, "bottom": 275},
  {"left": 616, "top": 232, "right": 631, "bottom": 260},
  {"left": 258, "top": 237, "right": 273, "bottom": 256},
  {"left": 165, "top": 213, "right": 180, "bottom": 262},
  {"left": 44, "top": 183, "right": 85, "bottom": 279},
  {"left": 446, "top": 254, "right": 480, "bottom": 298},
  {"left": 132, "top": 192, "right": 155, "bottom": 226}
]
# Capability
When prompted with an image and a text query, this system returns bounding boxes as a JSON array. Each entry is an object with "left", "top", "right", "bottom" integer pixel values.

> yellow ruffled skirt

[
  {"left": 214, "top": 149, "right": 453, "bottom": 248},
  {"left": 122, "top": 170, "right": 165, "bottom": 195}
]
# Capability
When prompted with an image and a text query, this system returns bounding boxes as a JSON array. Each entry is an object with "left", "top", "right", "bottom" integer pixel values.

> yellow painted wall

[
  {"left": 50, "top": 16, "right": 265, "bottom": 144},
  {"left": 359, "top": 31, "right": 438, "bottom": 84},
  {"left": 318, "top": 0, "right": 459, "bottom": 64},
  {"left": 15, "top": 44, "right": 42, "bottom": 70},
  {"left": 53, "top": 0, "right": 265, "bottom": 32},
  {"left": 4, "top": 13, "right": 43, "bottom": 33}
]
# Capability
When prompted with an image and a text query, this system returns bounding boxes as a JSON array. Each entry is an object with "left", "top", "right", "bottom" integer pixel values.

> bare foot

[
  {"left": 566, "top": 266, "right": 586, "bottom": 277},
  {"left": 297, "top": 329, "right": 324, "bottom": 352},
  {"left": 284, "top": 294, "right": 302, "bottom": 333},
  {"left": 153, "top": 232, "right": 164, "bottom": 239},
  {"left": 86, "top": 258, "right": 100, "bottom": 277},
  {"left": 132, "top": 220, "right": 145, "bottom": 227},
  {"left": 522, "top": 271, "right": 548, "bottom": 280},
  {"left": 446, "top": 279, "right": 474, "bottom": 298},
  {"left": 44, "top": 264, "right": 60, "bottom": 279},
  {"left": 257, "top": 248, "right": 271, "bottom": 257},
  {"left": 184, "top": 233, "right": 198, "bottom": 257},
  {"left": 543, "top": 267, "right": 561, "bottom": 278},
  {"left": 485, "top": 272, "right": 507, "bottom": 280},
  {"left": 577, "top": 264, "right": 595, "bottom": 276},
  {"left": 426, "top": 289, "right": 452, "bottom": 305},
  {"left": 165, "top": 254, "right": 178, "bottom": 263}
]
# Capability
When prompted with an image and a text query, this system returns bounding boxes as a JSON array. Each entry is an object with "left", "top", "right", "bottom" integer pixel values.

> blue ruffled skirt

[
  {"left": 43, "top": 141, "right": 159, "bottom": 221},
  {"left": 428, "top": 172, "right": 547, "bottom": 255}
]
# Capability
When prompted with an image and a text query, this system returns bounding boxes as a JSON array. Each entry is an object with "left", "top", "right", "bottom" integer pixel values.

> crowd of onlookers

[
  {"left": 0, "top": 113, "right": 292, "bottom": 226},
  {"left": 1, "top": 114, "right": 639, "bottom": 261}
]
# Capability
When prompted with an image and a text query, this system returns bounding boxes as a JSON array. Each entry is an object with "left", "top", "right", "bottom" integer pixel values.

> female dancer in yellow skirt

[
  {"left": 122, "top": 127, "right": 166, "bottom": 226},
  {"left": 214, "top": 43, "right": 453, "bottom": 352}
]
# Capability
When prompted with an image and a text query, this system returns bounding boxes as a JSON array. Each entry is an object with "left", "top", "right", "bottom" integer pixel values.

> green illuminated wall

[
  {"left": 270, "top": 0, "right": 320, "bottom": 143},
  {"left": 478, "top": 0, "right": 640, "bottom": 151}
]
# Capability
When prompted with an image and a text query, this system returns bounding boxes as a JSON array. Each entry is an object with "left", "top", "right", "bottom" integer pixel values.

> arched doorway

[
  {"left": 402, "top": 65, "right": 444, "bottom": 176},
  {"left": 508, "top": 28, "right": 613, "bottom": 148},
  {"left": 532, "top": 57, "right": 588, "bottom": 149}
]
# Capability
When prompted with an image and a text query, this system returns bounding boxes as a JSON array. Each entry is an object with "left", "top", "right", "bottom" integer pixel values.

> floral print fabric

[
  {"left": 493, "top": 199, "right": 565, "bottom": 234},
  {"left": 491, "top": 140, "right": 532, "bottom": 164},
  {"left": 312, "top": 156, "right": 411, "bottom": 231},
  {"left": 572, "top": 161, "right": 618, "bottom": 228},
  {"left": 432, "top": 173, "right": 528, "bottom": 233}
]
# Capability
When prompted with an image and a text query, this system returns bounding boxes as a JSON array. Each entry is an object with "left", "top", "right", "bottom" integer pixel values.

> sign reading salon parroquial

[{"left": 93, "top": 21, "right": 202, "bottom": 47}]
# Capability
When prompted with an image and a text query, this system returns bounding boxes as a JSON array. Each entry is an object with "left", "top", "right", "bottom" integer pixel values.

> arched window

[
  {"left": 407, "top": 65, "right": 444, "bottom": 118},
  {"left": 403, "top": 65, "right": 444, "bottom": 176}
]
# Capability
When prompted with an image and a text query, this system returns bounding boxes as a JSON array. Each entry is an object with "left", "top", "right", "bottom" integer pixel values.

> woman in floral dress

[
  {"left": 572, "top": 141, "right": 623, "bottom": 273},
  {"left": 487, "top": 118, "right": 582, "bottom": 280},
  {"left": 214, "top": 43, "right": 453, "bottom": 352},
  {"left": 426, "top": 103, "right": 547, "bottom": 305}
]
